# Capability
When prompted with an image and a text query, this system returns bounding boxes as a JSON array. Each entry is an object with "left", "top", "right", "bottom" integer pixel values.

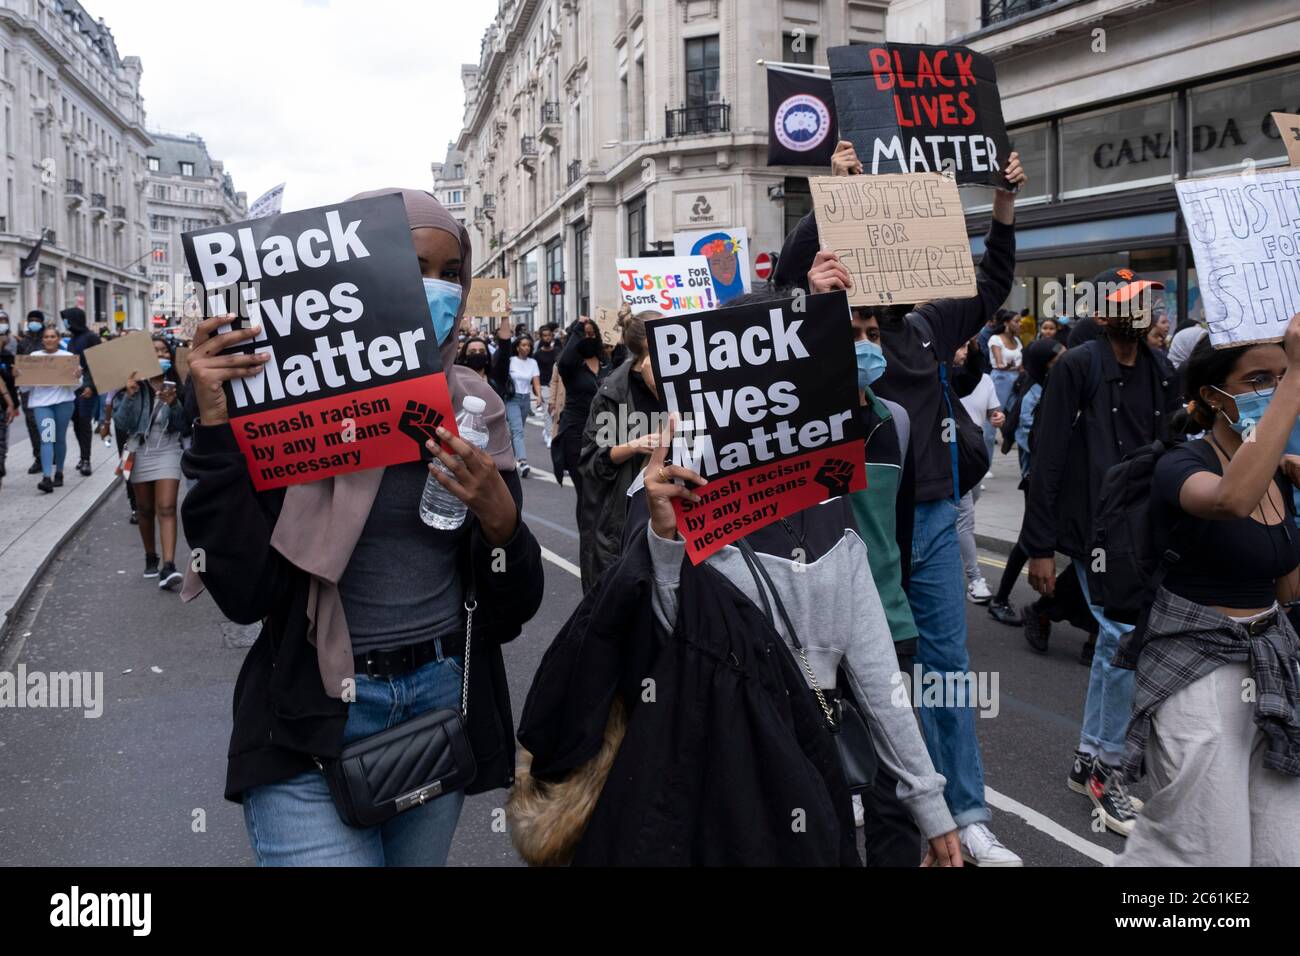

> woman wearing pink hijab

[{"left": 180, "top": 189, "right": 543, "bottom": 866}]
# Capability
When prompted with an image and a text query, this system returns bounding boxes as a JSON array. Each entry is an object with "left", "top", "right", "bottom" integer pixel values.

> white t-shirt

[
  {"left": 959, "top": 373, "right": 1001, "bottom": 429},
  {"left": 990, "top": 334, "right": 1022, "bottom": 370},
  {"left": 509, "top": 355, "right": 540, "bottom": 397}
]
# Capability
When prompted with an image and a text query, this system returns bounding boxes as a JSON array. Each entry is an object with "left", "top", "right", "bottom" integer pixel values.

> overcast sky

[{"left": 91, "top": 0, "right": 499, "bottom": 212}]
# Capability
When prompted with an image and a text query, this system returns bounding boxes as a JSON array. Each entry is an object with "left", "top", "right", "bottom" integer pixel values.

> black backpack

[
  {"left": 1085, "top": 438, "right": 1191, "bottom": 626},
  {"left": 998, "top": 370, "right": 1032, "bottom": 455}
]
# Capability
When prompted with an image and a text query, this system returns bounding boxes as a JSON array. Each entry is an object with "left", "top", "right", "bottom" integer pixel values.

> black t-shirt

[
  {"left": 1152, "top": 439, "right": 1300, "bottom": 607},
  {"left": 1114, "top": 358, "right": 1158, "bottom": 458},
  {"left": 535, "top": 342, "right": 558, "bottom": 386}
]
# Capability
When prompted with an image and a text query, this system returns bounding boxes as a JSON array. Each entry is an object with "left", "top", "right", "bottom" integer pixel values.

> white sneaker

[
  {"left": 852, "top": 793, "right": 865, "bottom": 828},
  {"left": 967, "top": 577, "right": 992, "bottom": 604},
  {"left": 519, "top": 459, "right": 531, "bottom": 478},
  {"left": 959, "top": 822, "right": 1023, "bottom": 866}
]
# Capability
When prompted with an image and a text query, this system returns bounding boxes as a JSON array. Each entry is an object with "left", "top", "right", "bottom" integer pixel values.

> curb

[
  {"left": 975, "top": 531, "right": 1018, "bottom": 557},
  {"left": 0, "top": 474, "right": 123, "bottom": 651}
]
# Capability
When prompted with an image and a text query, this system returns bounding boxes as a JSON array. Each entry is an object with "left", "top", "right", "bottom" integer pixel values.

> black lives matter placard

[
  {"left": 647, "top": 291, "right": 866, "bottom": 563},
  {"left": 828, "top": 42, "right": 1011, "bottom": 188},
  {"left": 182, "top": 194, "right": 453, "bottom": 490}
]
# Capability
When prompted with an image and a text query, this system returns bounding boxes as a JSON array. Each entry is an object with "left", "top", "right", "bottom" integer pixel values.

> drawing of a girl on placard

[{"left": 692, "top": 232, "right": 745, "bottom": 304}]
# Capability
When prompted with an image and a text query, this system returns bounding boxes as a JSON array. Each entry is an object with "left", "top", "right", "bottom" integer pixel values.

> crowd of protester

[{"left": 9, "top": 139, "right": 1293, "bottom": 868}]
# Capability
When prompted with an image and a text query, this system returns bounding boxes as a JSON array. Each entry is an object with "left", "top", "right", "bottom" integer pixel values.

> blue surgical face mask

[
  {"left": 158, "top": 359, "right": 173, "bottom": 374},
  {"left": 423, "top": 277, "right": 462, "bottom": 346},
  {"left": 27, "top": 321, "right": 43, "bottom": 333},
  {"left": 855, "top": 338, "right": 887, "bottom": 391},
  {"left": 1214, "top": 385, "right": 1273, "bottom": 435}
]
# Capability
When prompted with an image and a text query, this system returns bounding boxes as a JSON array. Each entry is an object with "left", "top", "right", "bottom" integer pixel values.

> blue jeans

[
  {"left": 909, "top": 498, "right": 989, "bottom": 826},
  {"left": 991, "top": 369, "right": 1017, "bottom": 411},
  {"left": 242, "top": 652, "right": 467, "bottom": 866},
  {"left": 1072, "top": 559, "right": 1136, "bottom": 765},
  {"left": 505, "top": 392, "right": 531, "bottom": 461},
  {"left": 33, "top": 400, "right": 75, "bottom": 478}
]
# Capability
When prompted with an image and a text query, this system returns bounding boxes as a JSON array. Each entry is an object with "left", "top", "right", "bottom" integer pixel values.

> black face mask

[
  {"left": 1106, "top": 312, "right": 1151, "bottom": 342},
  {"left": 463, "top": 352, "right": 490, "bottom": 371},
  {"left": 578, "top": 338, "right": 602, "bottom": 359}
]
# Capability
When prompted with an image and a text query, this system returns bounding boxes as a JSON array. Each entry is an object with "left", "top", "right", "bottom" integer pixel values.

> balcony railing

[
  {"left": 482, "top": 193, "right": 496, "bottom": 211},
  {"left": 665, "top": 102, "right": 731, "bottom": 138},
  {"left": 65, "top": 178, "right": 85, "bottom": 200},
  {"left": 90, "top": 192, "right": 107, "bottom": 211},
  {"left": 539, "top": 101, "right": 562, "bottom": 145},
  {"left": 566, "top": 159, "right": 582, "bottom": 187},
  {"left": 520, "top": 136, "right": 538, "bottom": 157},
  {"left": 981, "top": 0, "right": 1059, "bottom": 26},
  {"left": 112, "top": 205, "right": 127, "bottom": 220}
]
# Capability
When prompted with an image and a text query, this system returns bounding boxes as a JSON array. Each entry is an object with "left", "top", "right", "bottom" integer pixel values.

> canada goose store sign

[{"left": 182, "top": 194, "right": 455, "bottom": 490}]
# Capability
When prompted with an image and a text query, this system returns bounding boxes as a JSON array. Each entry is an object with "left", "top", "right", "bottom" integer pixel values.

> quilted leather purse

[{"left": 317, "top": 595, "right": 479, "bottom": 828}]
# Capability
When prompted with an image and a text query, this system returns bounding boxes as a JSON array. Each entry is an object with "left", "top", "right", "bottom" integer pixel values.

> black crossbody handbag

[
  {"left": 736, "top": 541, "right": 878, "bottom": 793},
  {"left": 315, "top": 593, "right": 479, "bottom": 829}
]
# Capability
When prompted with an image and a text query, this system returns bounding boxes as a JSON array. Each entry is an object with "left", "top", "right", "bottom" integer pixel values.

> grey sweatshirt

[{"left": 647, "top": 523, "right": 956, "bottom": 840}]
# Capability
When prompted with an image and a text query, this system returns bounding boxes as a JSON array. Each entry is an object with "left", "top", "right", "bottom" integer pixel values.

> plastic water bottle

[{"left": 419, "top": 395, "right": 489, "bottom": 529}]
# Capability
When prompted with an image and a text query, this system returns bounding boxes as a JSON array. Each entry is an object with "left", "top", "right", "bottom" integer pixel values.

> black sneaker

[
  {"left": 1067, "top": 749, "right": 1095, "bottom": 797},
  {"left": 129, "top": 510, "right": 139, "bottom": 526},
  {"left": 988, "top": 599, "right": 1023, "bottom": 626},
  {"left": 37, "top": 476, "right": 54, "bottom": 494},
  {"left": 158, "top": 562, "right": 183, "bottom": 590},
  {"left": 1023, "top": 606, "right": 1051, "bottom": 653},
  {"left": 1088, "top": 762, "right": 1139, "bottom": 837},
  {"left": 519, "top": 459, "right": 531, "bottom": 478},
  {"left": 77, "top": 459, "right": 92, "bottom": 476},
  {"left": 28, "top": 460, "right": 42, "bottom": 475},
  {"left": 1079, "top": 633, "right": 1097, "bottom": 666},
  {"left": 143, "top": 554, "right": 160, "bottom": 578},
  {"left": 53, "top": 472, "right": 64, "bottom": 487}
]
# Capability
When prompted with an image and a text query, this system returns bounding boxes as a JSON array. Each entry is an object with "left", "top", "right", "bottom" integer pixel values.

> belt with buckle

[
  {"left": 1240, "top": 609, "right": 1279, "bottom": 637},
  {"left": 354, "top": 632, "right": 466, "bottom": 679}
]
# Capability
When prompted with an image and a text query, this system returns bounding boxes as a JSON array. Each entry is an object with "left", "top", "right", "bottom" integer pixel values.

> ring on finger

[{"left": 657, "top": 466, "right": 667, "bottom": 483}]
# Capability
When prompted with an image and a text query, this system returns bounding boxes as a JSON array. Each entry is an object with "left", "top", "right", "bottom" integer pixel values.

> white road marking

[
  {"left": 984, "top": 786, "right": 1116, "bottom": 866},
  {"left": 538, "top": 545, "right": 581, "bottom": 580},
  {"left": 535, "top": 535, "right": 1118, "bottom": 867}
]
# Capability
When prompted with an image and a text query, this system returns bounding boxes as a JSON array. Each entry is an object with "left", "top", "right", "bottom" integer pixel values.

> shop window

[
  {"left": 1188, "top": 65, "right": 1300, "bottom": 178},
  {"left": 1059, "top": 96, "right": 1174, "bottom": 199},
  {"left": 783, "top": 177, "right": 812, "bottom": 238}
]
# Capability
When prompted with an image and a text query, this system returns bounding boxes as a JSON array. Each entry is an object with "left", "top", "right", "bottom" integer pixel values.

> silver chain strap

[
  {"left": 796, "top": 647, "right": 836, "bottom": 726},
  {"left": 460, "top": 597, "right": 475, "bottom": 718}
]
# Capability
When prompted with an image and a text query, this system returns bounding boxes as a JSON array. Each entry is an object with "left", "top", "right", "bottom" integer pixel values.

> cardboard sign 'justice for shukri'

[{"left": 811, "top": 172, "right": 976, "bottom": 307}]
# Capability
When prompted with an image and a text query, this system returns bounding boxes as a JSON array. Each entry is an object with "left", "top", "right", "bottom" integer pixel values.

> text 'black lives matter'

[
  {"left": 646, "top": 290, "right": 866, "bottom": 563},
  {"left": 828, "top": 42, "right": 1011, "bottom": 188},
  {"left": 182, "top": 193, "right": 454, "bottom": 490}
]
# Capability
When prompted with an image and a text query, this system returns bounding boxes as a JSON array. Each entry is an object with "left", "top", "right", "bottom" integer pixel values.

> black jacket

[
  {"left": 556, "top": 319, "right": 609, "bottom": 436},
  {"left": 518, "top": 519, "right": 859, "bottom": 866},
  {"left": 776, "top": 215, "right": 1017, "bottom": 502},
  {"left": 577, "top": 359, "right": 660, "bottom": 590},
  {"left": 1022, "top": 338, "right": 1179, "bottom": 560},
  {"left": 180, "top": 424, "right": 544, "bottom": 802}
]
